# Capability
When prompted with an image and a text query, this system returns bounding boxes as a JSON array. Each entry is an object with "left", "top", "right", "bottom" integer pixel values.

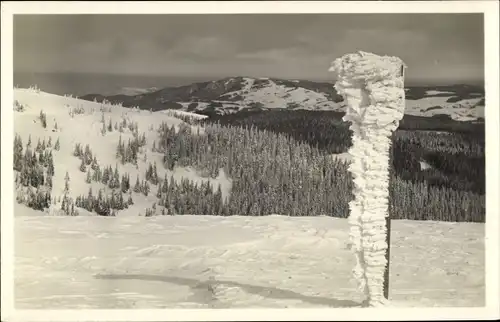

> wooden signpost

[{"left": 330, "top": 51, "right": 406, "bottom": 307}]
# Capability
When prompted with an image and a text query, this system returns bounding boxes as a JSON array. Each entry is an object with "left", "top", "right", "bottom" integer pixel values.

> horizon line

[{"left": 13, "top": 70, "right": 485, "bottom": 87}]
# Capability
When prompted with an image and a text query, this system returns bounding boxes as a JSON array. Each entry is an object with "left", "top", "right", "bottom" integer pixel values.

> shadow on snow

[{"left": 94, "top": 273, "right": 361, "bottom": 308}]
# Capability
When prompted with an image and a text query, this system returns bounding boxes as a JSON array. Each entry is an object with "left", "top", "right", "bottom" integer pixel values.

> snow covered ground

[
  {"left": 160, "top": 109, "right": 209, "bottom": 120},
  {"left": 124, "top": 77, "right": 484, "bottom": 121},
  {"left": 10, "top": 88, "right": 486, "bottom": 310},
  {"left": 404, "top": 96, "right": 484, "bottom": 121},
  {"left": 117, "top": 87, "right": 159, "bottom": 96},
  {"left": 15, "top": 202, "right": 484, "bottom": 309},
  {"left": 13, "top": 88, "right": 232, "bottom": 215}
]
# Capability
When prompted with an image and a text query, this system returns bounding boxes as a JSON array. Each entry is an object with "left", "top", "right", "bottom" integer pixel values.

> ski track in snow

[{"left": 15, "top": 204, "right": 485, "bottom": 309}]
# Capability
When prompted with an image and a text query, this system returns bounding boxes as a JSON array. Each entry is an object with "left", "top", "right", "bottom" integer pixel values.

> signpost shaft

[
  {"left": 383, "top": 215, "right": 391, "bottom": 299},
  {"left": 329, "top": 51, "right": 406, "bottom": 307}
]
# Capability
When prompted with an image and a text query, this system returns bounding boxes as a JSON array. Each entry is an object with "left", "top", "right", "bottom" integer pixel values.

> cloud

[
  {"left": 13, "top": 14, "right": 483, "bottom": 83},
  {"left": 165, "top": 36, "right": 235, "bottom": 60},
  {"left": 235, "top": 47, "right": 306, "bottom": 61}
]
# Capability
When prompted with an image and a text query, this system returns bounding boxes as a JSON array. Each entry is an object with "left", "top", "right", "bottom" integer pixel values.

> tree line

[
  {"left": 14, "top": 134, "right": 54, "bottom": 210},
  {"left": 203, "top": 109, "right": 485, "bottom": 195},
  {"left": 14, "top": 108, "right": 485, "bottom": 222},
  {"left": 154, "top": 121, "right": 484, "bottom": 222}
]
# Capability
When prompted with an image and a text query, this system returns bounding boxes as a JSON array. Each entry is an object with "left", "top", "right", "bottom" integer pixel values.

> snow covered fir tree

[{"left": 14, "top": 100, "right": 483, "bottom": 222}]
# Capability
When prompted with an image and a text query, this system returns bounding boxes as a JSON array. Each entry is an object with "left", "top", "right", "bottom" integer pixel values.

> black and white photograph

[{"left": 1, "top": 1, "right": 499, "bottom": 321}]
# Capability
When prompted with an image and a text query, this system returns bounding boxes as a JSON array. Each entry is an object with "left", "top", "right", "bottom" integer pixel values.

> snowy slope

[
  {"left": 216, "top": 77, "right": 341, "bottom": 111},
  {"left": 405, "top": 96, "right": 484, "bottom": 121},
  {"left": 117, "top": 87, "right": 158, "bottom": 96},
  {"left": 79, "top": 77, "right": 345, "bottom": 114},
  {"left": 240, "top": 78, "right": 340, "bottom": 110},
  {"left": 79, "top": 77, "right": 485, "bottom": 121},
  {"left": 13, "top": 88, "right": 232, "bottom": 217},
  {"left": 15, "top": 206, "right": 485, "bottom": 308},
  {"left": 12, "top": 88, "right": 485, "bottom": 309},
  {"left": 160, "top": 109, "right": 209, "bottom": 121}
]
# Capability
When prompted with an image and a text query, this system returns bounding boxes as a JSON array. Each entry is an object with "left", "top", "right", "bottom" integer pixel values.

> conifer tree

[
  {"left": 111, "top": 165, "right": 120, "bottom": 189},
  {"left": 152, "top": 162, "right": 158, "bottom": 185},
  {"left": 79, "top": 158, "right": 86, "bottom": 172},
  {"left": 134, "top": 176, "right": 141, "bottom": 193},
  {"left": 86, "top": 169, "right": 92, "bottom": 183},
  {"left": 84, "top": 145, "right": 92, "bottom": 165},
  {"left": 102, "top": 167, "right": 110, "bottom": 184},
  {"left": 156, "top": 184, "right": 162, "bottom": 198},
  {"left": 61, "top": 195, "right": 67, "bottom": 214},
  {"left": 118, "top": 192, "right": 125, "bottom": 210},
  {"left": 143, "top": 180, "right": 150, "bottom": 196},
  {"left": 162, "top": 174, "right": 169, "bottom": 193},
  {"left": 92, "top": 168, "right": 99, "bottom": 182},
  {"left": 45, "top": 170, "right": 52, "bottom": 188},
  {"left": 73, "top": 143, "right": 81, "bottom": 157},
  {"left": 91, "top": 156, "right": 98, "bottom": 170},
  {"left": 64, "top": 171, "right": 70, "bottom": 194},
  {"left": 101, "top": 122, "right": 107, "bottom": 136},
  {"left": 110, "top": 192, "right": 116, "bottom": 209},
  {"left": 13, "top": 134, "right": 23, "bottom": 171},
  {"left": 46, "top": 174, "right": 53, "bottom": 188},
  {"left": 117, "top": 135, "right": 123, "bottom": 159},
  {"left": 145, "top": 163, "right": 152, "bottom": 182},
  {"left": 38, "top": 151, "right": 45, "bottom": 165},
  {"left": 36, "top": 139, "right": 42, "bottom": 153},
  {"left": 39, "top": 110, "right": 47, "bottom": 128},
  {"left": 54, "top": 137, "right": 60, "bottom": 151}
]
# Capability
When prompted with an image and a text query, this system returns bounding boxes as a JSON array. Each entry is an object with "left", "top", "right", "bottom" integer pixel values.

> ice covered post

[{"left": 329, "top": 51, "right": 406, "bottom": 307}]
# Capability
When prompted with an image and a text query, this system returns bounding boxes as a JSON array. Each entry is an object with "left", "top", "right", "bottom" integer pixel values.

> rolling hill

[
  {"left": 13, "top": 87, "right": 232, "bottom": 218},
  {"left": 79, "top": 77, "right": 485, "bottom": 122}
]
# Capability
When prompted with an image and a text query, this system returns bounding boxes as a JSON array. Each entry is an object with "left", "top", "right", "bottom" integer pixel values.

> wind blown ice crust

[
  {"left": 330, "top": 51, "right": 406, "bottom": 129},
  {"left": 330, "top": 51, "right": 406, "bottom": 307}
]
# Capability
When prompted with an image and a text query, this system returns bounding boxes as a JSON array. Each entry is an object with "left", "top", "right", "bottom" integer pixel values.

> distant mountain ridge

[{"left": 80, "top": 76, "right": 485, "bottom": 122}]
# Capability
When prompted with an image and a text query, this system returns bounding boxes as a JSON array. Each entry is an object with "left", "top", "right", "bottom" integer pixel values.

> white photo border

[{"left": 1, "top": 1, "right": 499, "bottom": 321}]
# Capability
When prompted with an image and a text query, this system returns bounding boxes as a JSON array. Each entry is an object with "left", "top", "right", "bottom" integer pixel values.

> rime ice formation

[{"left": 329, "top": 51, "right": 406, "bottom": 307}]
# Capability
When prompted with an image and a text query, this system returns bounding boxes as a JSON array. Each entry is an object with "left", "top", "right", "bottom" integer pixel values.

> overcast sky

[{"left": 14, "top": 14, "right": 484, "bottom": 84}]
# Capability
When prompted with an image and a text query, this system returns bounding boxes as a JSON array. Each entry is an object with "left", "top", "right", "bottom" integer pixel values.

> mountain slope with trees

[
  {"left": 79, "top": 77, "right": 485, "bottom": 122},
  {"left": 14, "top": 87, "right": 485, "bottom": 222}
]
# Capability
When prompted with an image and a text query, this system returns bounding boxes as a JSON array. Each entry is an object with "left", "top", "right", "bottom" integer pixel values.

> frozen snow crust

[
  {"left": 330, "top": 51, "right": 406, "bottom": 130},
  {"left": 330, "top": 51, "right": 407, "bottom": 307}
]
